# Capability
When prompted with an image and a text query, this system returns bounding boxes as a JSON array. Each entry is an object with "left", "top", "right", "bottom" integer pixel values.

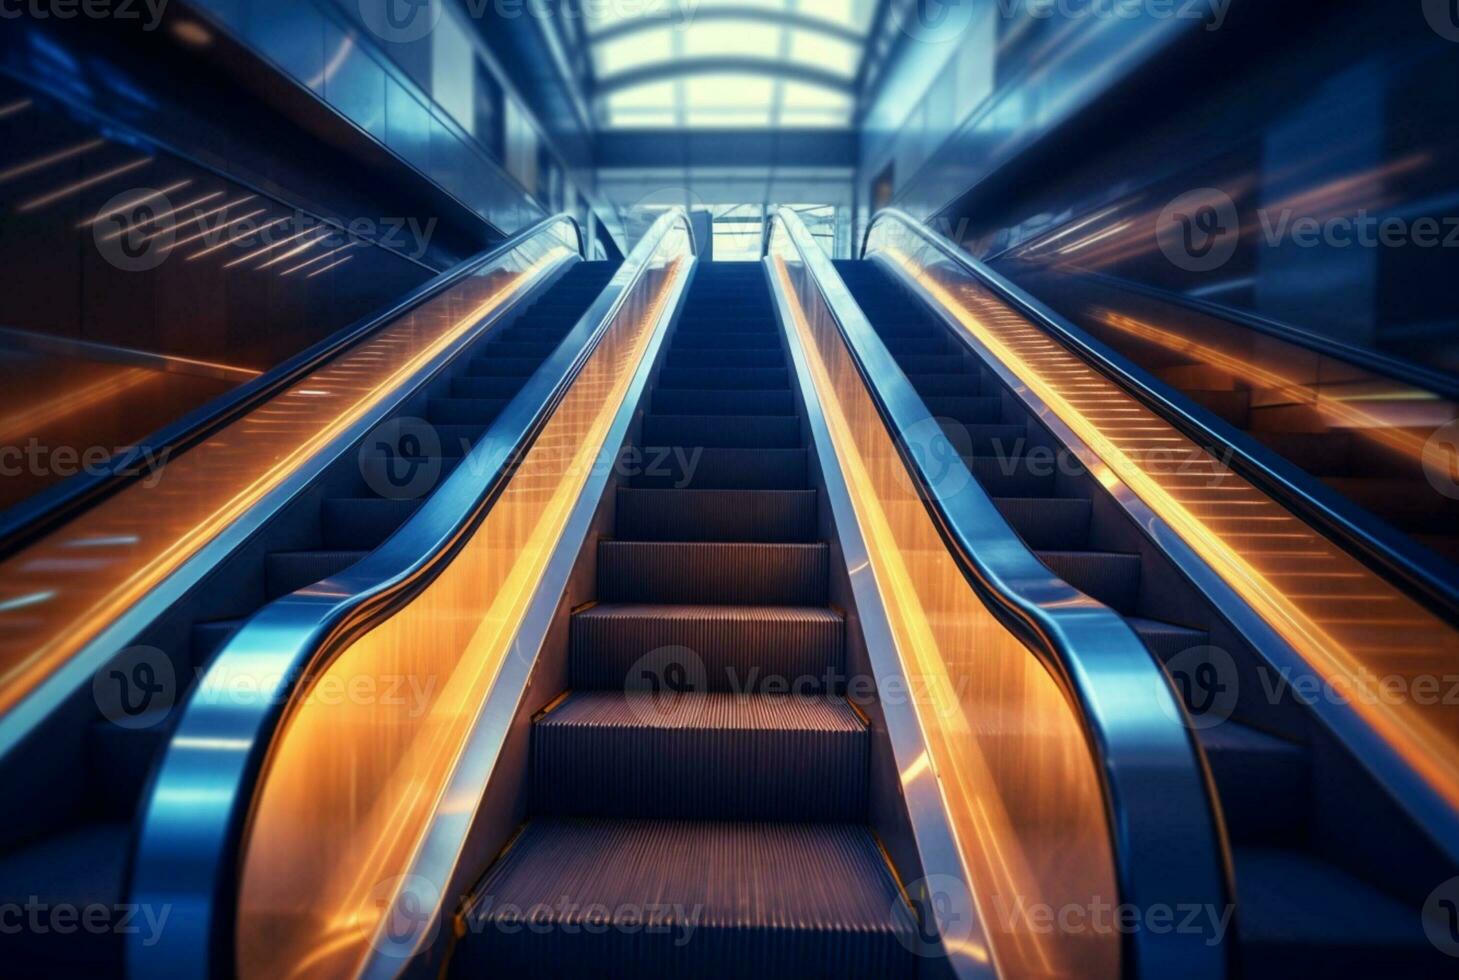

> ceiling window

[{"left": 587, "top": 0, "right": 875, "bottom": 130}]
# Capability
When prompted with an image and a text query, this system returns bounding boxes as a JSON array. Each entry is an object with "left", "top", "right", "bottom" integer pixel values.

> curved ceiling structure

[{"left": 586, "top": 0, "right": 876, "bottom": 128}]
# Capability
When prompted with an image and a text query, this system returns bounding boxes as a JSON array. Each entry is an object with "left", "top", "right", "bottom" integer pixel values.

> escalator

[
  {"left": 830, "top": 254, "right": 1456, "bottom": 977},
  {"left": 0, "top": 252, "right": 618, "bottom": 978},
  {"left": 1003, "top": 270, "right": 1459, "bottom": 586},
  {"left": 451, "top": 262, "right": 917, "bottom": 977}
]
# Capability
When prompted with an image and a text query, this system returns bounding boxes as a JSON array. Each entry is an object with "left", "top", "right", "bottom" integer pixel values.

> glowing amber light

[
  {"left": 233, "top": 255, "right": 686, "bottom": 979},
  {"left": 773, "top": 254, "right": 1119, "bottom": 980},
  {"left": 0, "top": 240, "right": 574, "bottom": 722},
  {"left": 879, "top": 245, "right": 1459, "bottom": 813}
]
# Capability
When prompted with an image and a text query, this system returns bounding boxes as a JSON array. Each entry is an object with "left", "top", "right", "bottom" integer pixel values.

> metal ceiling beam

[
  {"left": 595, "top": 58, "right": 854, "bottom": 95},
  {"left": 590, "top": 8, "right": 865, "bottom": 44}
]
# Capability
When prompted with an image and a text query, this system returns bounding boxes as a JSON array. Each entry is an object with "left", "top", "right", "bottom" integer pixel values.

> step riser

[
  {"left": 641, "top": 416, "right": 801, "bottom": 450},
  {"left": 627, "top": 449, "right": 807, "bottom": 490},
  {"left": 571, "top": 611, "right": 843, "bottom": 693},
  {"left": 616, "top": 490, "right": 816, "bottom": 542},
  {"left": 599, "top": 543, "right": 828, "bottom": 606},
  {"left": 532, "top": 722, "right": 867, "bottom": 821}
]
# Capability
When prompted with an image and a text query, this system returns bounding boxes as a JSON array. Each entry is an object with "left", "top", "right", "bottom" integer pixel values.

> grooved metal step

[
  {"left": 532, "top": 692, "right": 867, "bottom": 820},
  {"left": 598, "top": 542, "right": 829, "bottom": 605},
  {"left": 570, "top": 603, "right": 844, "bottom": 692}
]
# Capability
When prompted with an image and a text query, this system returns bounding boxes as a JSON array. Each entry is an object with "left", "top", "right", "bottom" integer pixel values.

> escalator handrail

[
  {"left": 770, "top": 206, "right": 1233, "bottom": 979},
  {"left": 126, "top": 208, "right": 692, "bottom": 980},
  {"left": 863, "top": 208, "right": 1459, "bottom": 628},
  {"left": 0, "top": 214, "right": 583, "bottom": 559}
]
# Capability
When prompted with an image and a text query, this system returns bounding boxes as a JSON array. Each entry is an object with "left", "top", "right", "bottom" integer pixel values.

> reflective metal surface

[
  {"left": 768, "top": 207, "right": 1230, "bottom": 979},
  {"left": 0, "top": 215, "right": 580, "bottom": 758},
  {"left": 864, "top": 207, "right": 1459, "bottom": 858},
  {"left": 128, "top": 209, "right": 693, "bottom": 980}
]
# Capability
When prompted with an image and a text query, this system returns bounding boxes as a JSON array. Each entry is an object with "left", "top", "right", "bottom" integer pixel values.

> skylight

[{"left": 587, "top": 0, "right": 874, "bottom": 129}]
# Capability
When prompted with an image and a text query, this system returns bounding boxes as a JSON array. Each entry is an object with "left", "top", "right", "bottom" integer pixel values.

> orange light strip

[
  {"left": 0, "top": 138, "right": 107, "bottom": 184},
  {"left": 0, "top": 243, "right": 573, "bottom": 719},
  {"left": 18, "top": 157, "right": 153, "bottom": 212},
  {"left": 0, "top": 368, "right": 160, "bottom": 444},
  {"left": 883, "top": 246, "right": 1459, "bottom": 810},
  {"left": 1091, "top": 308, "right": 1448, "bottom": 466}
]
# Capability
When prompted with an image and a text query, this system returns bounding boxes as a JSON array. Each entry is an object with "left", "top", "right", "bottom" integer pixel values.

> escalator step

[
  {"left": 454, "top": 819, "right": 917, "bottom": 980},
  {"left": 531, "top": 692, "right": 867, "bottom": 821},
  {"left": 0, "top": 823, "right": 131, "bottom": 974},
  {"left": 451, "top": 375, "right": 525, "bottom": 399},
  {"left": 641, "top": 414, "right": 800, "bottom": 450},
  {"left": 427, "top": 397, "right": 511, "bottom": 426},
  {"left": 665, "top": 347, "right": 785, "bottom": 368},
  {"left": 86, "top": 716, "right": 167, "bottom": 819},
  {"left": 616, "top": 488, "right": 816, "bottom": 542},
  {"left": 1197, "top": 723, "right": 1308, "bottom": 846},
  {"left": 993, "top": 497, "right": 1092, "bottom": 550},
  {"left": 570, "top": 604, "right": 843, "bottom": 693},
  {"left": 905, "top": 373, "right": 981, "bottom": 396},
  {"left": 265, "top": 550, "right": 369, "bottom": 600},
  {"left": 895, "top": 353, "right": 979, "bottom": 375},
  {"left": 653, "top": 388, "right": 794, "bottom": 416},
  {"left": 941, "top": 422, "right": 1028, "bottom": 455},
  {"left": 1125, "top": 617, "right": 1209, "bottom": 660},
  {"left": 674, "top": 332, "right": 781, "bottom": 350},
  {"left": 321, "top": 497, "right": 422, "bottom": 550},
  {"left": 598, "top": 542, "right": 828, "bottom": 605},
  {"left": 922, "top": 395, "right": 1003, "bottom": 424},
  {"left": 465, "top": 357, "right": 546, "bottom": 377},
  {"left": 677, "top": 319, "right": 775, "bottom": 334},
  {"left": 627, "top": 447, "right": 807, "bottom": 490},
  {"left": 964, "top": 454, "right": 1058, "bottom": 497},
  {"left": 480, "top": 341, "right": 561, "bottom": 358},
  {"left": 1231, "top": 847, "right": 1448, "bottom": 979},
  {"left": 659, "top": 367, "right": 789, "bottom": 390},
  {"left": 1035, "top": 549, "right": 1142, "bottom": 615}
]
